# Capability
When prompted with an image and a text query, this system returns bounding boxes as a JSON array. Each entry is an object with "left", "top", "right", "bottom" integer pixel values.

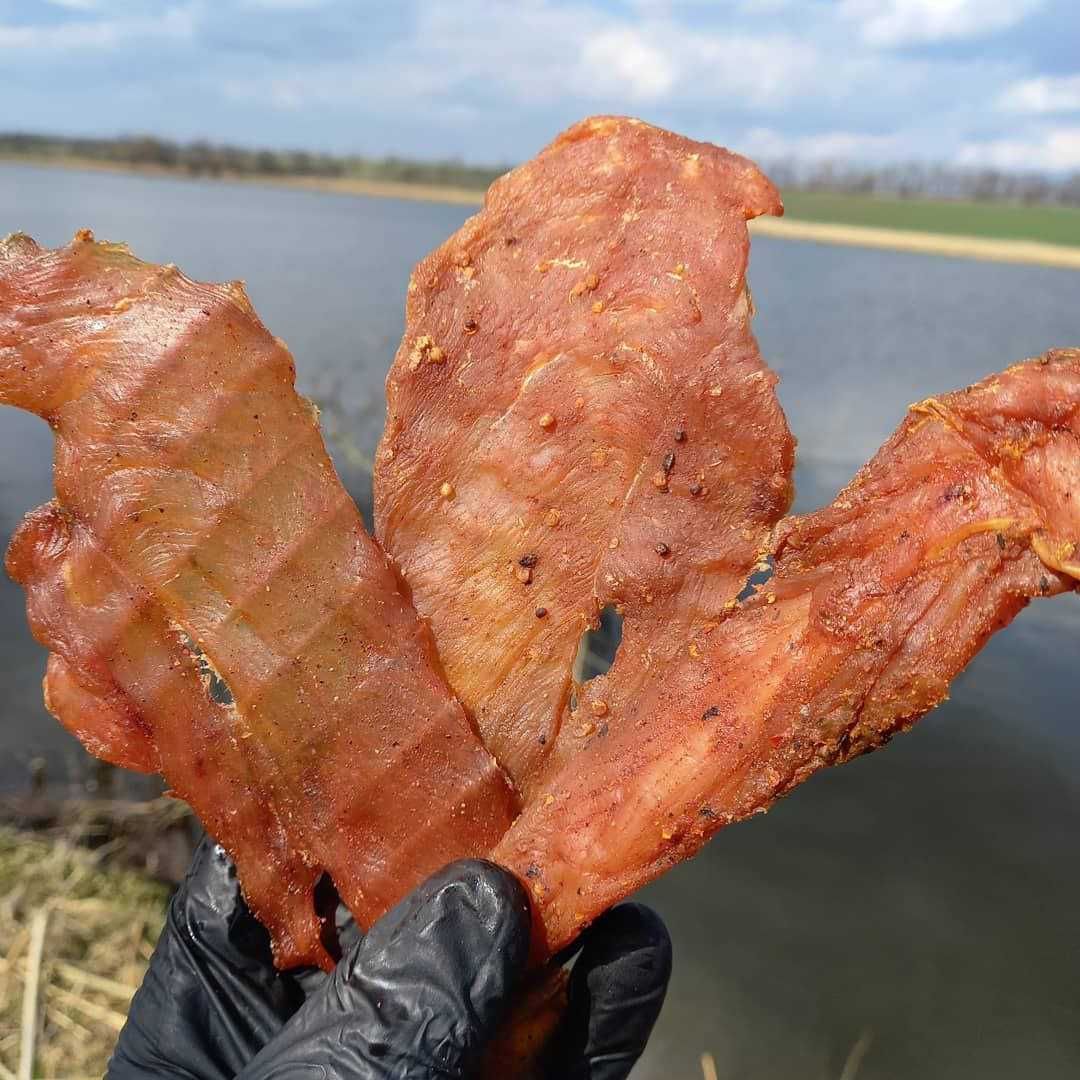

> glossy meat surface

[
  {"left": 494, "top": 351, "right": 1080, "bottom": 953},
  {"left": 376, "top": 116, "right": 793, "bottom": 795},
  {"left": 0, "top": 231, "right": 517, "bottom": 968},
  {"left": 4, "top": 121, "right": 1079, "bottom": 981},
  {"left": 9, "top": 502, "right": 328, "bottom": 964}
]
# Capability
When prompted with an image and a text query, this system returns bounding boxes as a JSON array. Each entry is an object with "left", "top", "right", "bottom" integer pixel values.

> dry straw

[{"left": 0, "top": 825, "right": 169, "bottom": 1078}]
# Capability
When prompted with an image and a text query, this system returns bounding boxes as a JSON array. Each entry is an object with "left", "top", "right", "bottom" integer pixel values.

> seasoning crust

[
  {"left": 494, "top": 350, "right": 1080, "bottom": 953},
  {"left": 0, "top": 230, "right": 517, "bottom": 968},
  {"left": 376, "top": 116, "right": 793, "bottom": 796}
]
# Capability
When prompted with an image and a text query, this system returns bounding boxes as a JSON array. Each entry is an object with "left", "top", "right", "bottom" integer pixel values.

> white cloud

[
  {"left": 672, "top": 32, "right": 826, "bottom": 108},
  {"left": 0, "top": 4, "right": 198, "bottom": 51},
  {"left": 0, "top": 19, "right": 118, "bottom": 48},
  {"left": 840, "top": 0, "right": 1042, "bottom": 47},
  {"left": 579, "top": 28, "right": 676, "bottom": 102},
  {"left": 17, "top": 0, "right": 1045, "bottom": 173},
  {"left": 956, "top": 126, "right": 1080, "bottom": 171},
  {"left": 222, "top": 0, "right": 838, "bottom": 117},
  {"left": 999, "top": 74, "right": 1080, "bottom": 114},
  {"left": 215, "top": 0, "right": 1021, "bottom": 176},
  {"left": 740, "top": 126, "right": 907, "bottom": 162},
  {"left": 574, "top": 25, "right": 827, "bottom": 109},
  {"left": 238, "top": 0, "right": 329, "bottom": 8}
]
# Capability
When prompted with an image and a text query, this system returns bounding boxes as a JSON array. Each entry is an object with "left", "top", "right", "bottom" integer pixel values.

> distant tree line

[
  {"left": 2, "top": 132, "right": 1079, "bottom": 207},
  {"left": 764, "top": 157, "right": 1080, "bottom": 207},
  {"left": 0, "top": 132, "right": 508, "bottom": 191}
]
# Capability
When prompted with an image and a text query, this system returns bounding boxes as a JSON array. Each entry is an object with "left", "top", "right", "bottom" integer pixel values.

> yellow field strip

[
  {"left": 271, "top": 173, "right": 484, "bottom": 206},
  {"left": 749, "top": 215, "right": 1080, "bottom": 270}
]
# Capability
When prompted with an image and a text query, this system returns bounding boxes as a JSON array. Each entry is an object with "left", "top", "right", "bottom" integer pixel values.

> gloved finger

[
  {"left": 108, "top": 836, "right": 305, "bottom": 1079},
  {"left": 236, "top": 858, "right": 531, "bottom": 1080},
  {"left": 544, "top": 903, "right": 672, "bottom": 1080}
]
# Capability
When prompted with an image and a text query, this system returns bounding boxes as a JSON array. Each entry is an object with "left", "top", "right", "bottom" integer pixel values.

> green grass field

[{"left": 781, "top": 190, "right": 1080, "bottom": 248}]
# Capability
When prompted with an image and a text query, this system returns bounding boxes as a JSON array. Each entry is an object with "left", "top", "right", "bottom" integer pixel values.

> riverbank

[
  {"left": 0, "top": 153, "right": 486, "bottom": 207},
  {"left": 5, "top": 153, "right": 1080, "bottom": 270},
  {"left": 0, "top": 824, "right": 170, "bottom": 1078}
]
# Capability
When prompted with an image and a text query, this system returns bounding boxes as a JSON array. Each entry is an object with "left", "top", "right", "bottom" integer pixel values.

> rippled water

[{"left": 2, "top": 164, "right": 1079, "bottom": 1078}]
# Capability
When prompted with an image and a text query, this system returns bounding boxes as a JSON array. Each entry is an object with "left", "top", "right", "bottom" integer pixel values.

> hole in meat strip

[
  {"left": 737, "top": 553, "right": 776, "bottom": 603},
  {"left": 375, "top": 115, "right": 793, "bottom": 801},
  {"left": 176, "top": 630, "right": 236, "bottom": 707},
  {"left": 572, "top": 605, "right": 623, "bottom": 681}
]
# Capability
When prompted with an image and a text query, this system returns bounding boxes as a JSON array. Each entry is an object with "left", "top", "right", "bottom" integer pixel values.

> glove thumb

[{"left": 236, "top": 859, "right": 531, "bottom": 1079}]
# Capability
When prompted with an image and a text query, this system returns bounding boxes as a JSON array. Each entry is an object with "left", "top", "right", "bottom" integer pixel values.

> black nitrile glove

[{"left": 107, "top": 837, "right": 671, "bottom": 1079}]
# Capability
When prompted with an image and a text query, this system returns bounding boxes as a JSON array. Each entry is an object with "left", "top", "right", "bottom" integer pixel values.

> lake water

[{"left": 2, "top": 163, "right": 1079, "bottom": 1078}]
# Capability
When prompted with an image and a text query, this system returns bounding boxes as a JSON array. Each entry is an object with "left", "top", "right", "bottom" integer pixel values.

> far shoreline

[
  {"left": 1, "top": 152, "right": 487, "bottom": 206},
  {"left": 5, "top": 153, "right": 1080, "bottom": 271}
]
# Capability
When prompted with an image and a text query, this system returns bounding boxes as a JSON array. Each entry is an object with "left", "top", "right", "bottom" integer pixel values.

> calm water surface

[{"left": 2, "top": 164, "right": 1079, "bottom": 1078}]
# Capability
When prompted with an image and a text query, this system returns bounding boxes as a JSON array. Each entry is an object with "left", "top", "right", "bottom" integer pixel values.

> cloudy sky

[{"left": 4, "top": 0, "right": 1080, "bottom": 171}]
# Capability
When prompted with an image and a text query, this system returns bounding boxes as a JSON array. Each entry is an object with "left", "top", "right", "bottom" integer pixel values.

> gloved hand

[{"left": 107, "top": 837, "right": 671, "bottom": 1079}]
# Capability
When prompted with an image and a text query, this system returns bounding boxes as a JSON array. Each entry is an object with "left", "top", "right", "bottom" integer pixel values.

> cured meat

[
  {"left": 373, "top": 116, "right": 1079, "bottom": 954},
  {"left": 376, "top": 116, "right": 793, "bottom": 796},
  {"left": 4, "top": 121, "right": 1079, "bottom": 986},
  {"left": 9, "top": 503, "right": 329, "bottom": 965},
  {"left": 0, "top": 231, "right": 517, "bottom": 969},
  {"left": 494, "top": 351, "right": 1080, "bottom": 954}
]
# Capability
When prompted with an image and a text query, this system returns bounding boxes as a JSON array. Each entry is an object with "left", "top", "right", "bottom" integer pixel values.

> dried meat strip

[
  {"left": 0, "top": 231, "right": 517, "bottom": 968},
  {"left": 5, "top": 126, "right": 1078, "bottom": 981},
  {"left": 376, "top": 117, "right": 793, "bottom": 797},
  {"left": 494, "top": 351, "right": 1080, "bottom": 955},
  {"left": 9, "top": 501, "right": 328, "bottom": 965}
]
